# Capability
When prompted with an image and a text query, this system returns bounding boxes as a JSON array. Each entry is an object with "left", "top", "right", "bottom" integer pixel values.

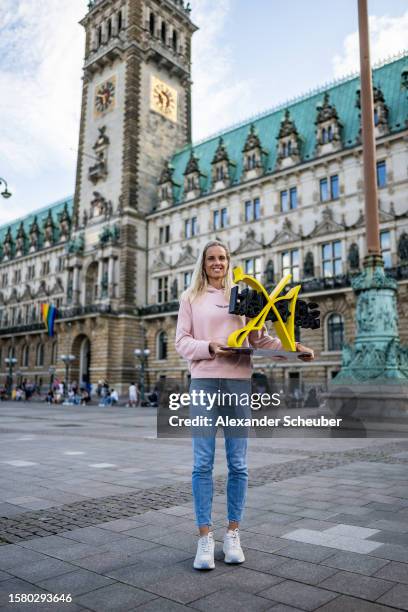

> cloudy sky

[{"left": 0, "top": 0, "right": 407, "bottom": 222}]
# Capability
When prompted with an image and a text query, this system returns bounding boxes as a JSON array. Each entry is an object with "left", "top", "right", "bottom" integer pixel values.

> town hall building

[{"left": 0, "top": 0, "right": 408, "bottom": 393}]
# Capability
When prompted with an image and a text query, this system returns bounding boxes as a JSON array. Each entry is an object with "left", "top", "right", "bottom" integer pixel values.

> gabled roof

[{"left": 169, "top": 53, "right": 408, "bottom": 203}]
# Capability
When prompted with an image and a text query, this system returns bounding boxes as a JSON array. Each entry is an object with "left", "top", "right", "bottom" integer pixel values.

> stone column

[
  {"left": 108, "top": 257, "right": 115, "bottom": 298},
  {"left": 97, "top": 259, "right": 103, "bottom": 300},
  {"left": 73, "top": 266, "right": 81, "bottom": 306}
]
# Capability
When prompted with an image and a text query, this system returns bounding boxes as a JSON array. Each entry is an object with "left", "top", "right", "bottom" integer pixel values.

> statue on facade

[
  {"left": 348, "top": 243, "right": 360, "bottom": 270},
  {"left": 303, "top": 251, "right": 314, "bottom": 277},
  {"left": 264, "top": 260, "right": 274, "bottom": 284},
  {"left": 398, "top": 232, "right": 408, "bottom": 262},
  {"left": 171, "top": 278, "right": 178, "bottom": 300}
]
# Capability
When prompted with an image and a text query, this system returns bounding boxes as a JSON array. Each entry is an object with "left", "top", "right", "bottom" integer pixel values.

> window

[
  {"left": 374, "top": 108, "right": 379, "bottom": 126},
  {"left": 157, "top": 277, "right": 168, "bottom": 303},
  {"left": 245, "top": 257, "right": 261, "bottom": 280},
  {"left": 27, "top": 265, "right": 35, "bottom": 280},
  {"left": 172, "top": 29, "right": 178, "bottom": 51},
  {"left": 187, "top": 176, "right": 195, "bottom": 191},
  {"left": 22, "top": 344, "right": 29, "bottom": 367},
  {"left": 14, "top": 270, "right": 21, "bottom": 284},
  {"left": 320, "top": 175, "right": 338, "bottom": 202},
  {"left": 107, "top": 18, "right": 112, "bottom": 39},
  {"left": 221, "top": 208, "right": 228, "bottom": 228},
  {"left": 161, "top": 21, "right": 167, "bottom": 44},
  {"left": 57, "top": 257, "right": 64, "bottom": 272},
  {"left": 281, "top": 249, "right": 300, "bottom": 282},
  {"left": 184, "top": 271, "right": 192, "bottom": 290},
  {"left": 36, "top": 343, "right": 44, "bottom": 367},
  {"left": 159, "top": 225, "right": 170, "bottom": 244},
  {"left": 322, "top": 240, "right": 342, "bottom": 277},
  {"left": 380, "top": 230, "right": 392, "bottom": 268},
  {"left": 149, "top": 12, "right": 155, "bottom": 36},
  {"left": 98, "top": 25, "right": 103, "bottom": 46},
  {"left": 184, "top": 217, "right": 197, "bottom": 239},
  {"left": 244, "top": 198, "right": 261, "bottom": 221},
  {"left": 280, "top": 188, "right": 297, "bottom": 212},
  {"left": 215, "top": 166, "right": 224, "bottom": 181},
  {"left": 377, "top": 160, "right": 387, "bottom": 188},
  {"left": 42, "top": 261, "right": 50, "bottom": 275},
  {"left": 118, "top": 9, "right": 123, "bottom": 31},
  {"left": 247, "top": 153, "right": 257, "bottom": 170},
  {"left": 157, "top": 331, "right": 168, "bottom": 360},
  {"left": 327, "top": 313, "right": 344, "bottom": 351},
  {"left": 213, "top": 210, "right": 220, "bottom": 230},
  {"left": 2, "top": 274, "right": 8, "bottom": 288}
]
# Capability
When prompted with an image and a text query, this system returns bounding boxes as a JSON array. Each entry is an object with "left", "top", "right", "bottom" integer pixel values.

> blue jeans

[{"left": 190, "top": 378, "right": 251, "bottom": 528}]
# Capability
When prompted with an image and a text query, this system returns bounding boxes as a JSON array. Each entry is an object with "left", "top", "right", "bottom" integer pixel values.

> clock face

[
  {"left": 150, "top": 77, "right": 178, "bottom": 123},
  {"left": 94, "top": 76, "right": 116, "bottom": 116}
]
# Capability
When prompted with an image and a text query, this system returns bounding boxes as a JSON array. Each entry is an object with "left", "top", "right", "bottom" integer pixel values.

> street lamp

[
  {"left": 60, "top": 354, "right": 75, "bottom": 398},
  {"left": 0, "top": 178, "right": 12, "bottom": 199},
  {"left": 134, "top": 348, "right": 150, "bottom": 403},
  {"left": 4, "top": 357, "right": 17, "bottom": 396}
]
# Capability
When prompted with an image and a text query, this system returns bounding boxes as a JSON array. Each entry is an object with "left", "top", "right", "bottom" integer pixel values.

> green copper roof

[
  {"left": 169, "top": 53, "right": 408, "bottom": 203},
  {"left": 0, "top": 195, "right": 73, "bottom": 252}
]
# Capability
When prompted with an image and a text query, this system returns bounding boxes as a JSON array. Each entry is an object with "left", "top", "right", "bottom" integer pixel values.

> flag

[{"left": 41, "top": 304, "right": 57, "bottom": 337}]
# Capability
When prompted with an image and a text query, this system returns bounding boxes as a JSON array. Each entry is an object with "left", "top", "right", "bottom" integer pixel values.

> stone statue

[
  {"left": 398, "top": 232, "right": 408, "bottom": 262},
  {"left": 171, "top": 278, "right": 178, "bottom": 300},
  {"left": 348, "top": 243, "right": 359, "bottom": 270},
  {"left": 303, "top": 251, "right": 314, "bottom": 277},
  {"left": 264, "top": 260, "right": 274, "bottom": 284}
]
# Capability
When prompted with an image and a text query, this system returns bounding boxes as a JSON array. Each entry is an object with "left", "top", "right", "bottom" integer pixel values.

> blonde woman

[{"left": 175, "top": 240, "right": 314, "bottom": 570}]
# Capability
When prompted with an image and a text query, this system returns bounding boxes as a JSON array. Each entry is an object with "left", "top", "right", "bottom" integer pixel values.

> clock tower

[{"left": 66, "top": 0, "right": 196, "bottom": 390}]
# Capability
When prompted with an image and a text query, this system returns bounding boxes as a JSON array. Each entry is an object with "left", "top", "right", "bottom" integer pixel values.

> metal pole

[
  {"left": 140, "top": 358, "right": 145, "bottom": 402},
  {"left": 357, "top": 0, "right": 381, "bottom": 261},
  {"left": 65, "top": 363, "right": 69, "bottom": 398}
]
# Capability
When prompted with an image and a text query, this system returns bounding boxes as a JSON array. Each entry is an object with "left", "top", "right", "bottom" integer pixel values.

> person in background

[
  {"left": 110, "top": 388, "right": 119, "bottom": 405},
  {"left": 128, "top": 382, "right": 138, "bottom": 407}
]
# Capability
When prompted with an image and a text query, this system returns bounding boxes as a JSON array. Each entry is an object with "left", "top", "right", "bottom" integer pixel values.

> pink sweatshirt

[{"left": 175, "top": 286, "right": 282, "bottom": 379}]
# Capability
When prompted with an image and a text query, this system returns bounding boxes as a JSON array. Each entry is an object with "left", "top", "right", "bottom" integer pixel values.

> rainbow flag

[{"left": 41, "top": 304, "right": 57, "bottom": 337}]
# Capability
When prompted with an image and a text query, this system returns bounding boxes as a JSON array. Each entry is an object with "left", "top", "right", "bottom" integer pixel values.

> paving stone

[
  {"left": 373, "top": 544, "right": 408, "bottom": 563},
  {"left": 75, "top": 582, "right": 157, "bottom": 611},
  {"left": 7, "top": 558, "right": 75, "bottom": 582},
  {"left": 282, "top": 529, "right": 382, "bottom": 554},
  {"left": 319, "top": 570, "right": 393, "bottom": 601},
  {"left": 245, "top": 522, "right": 303, "bottom": 537},
  {"left": 189, "top": 587, "right": 273, "bottom": 611},
  {"left": 0, "top": 570, "right": 13, "bottom": 581},
  {"left": 314, "top": 594, "right": 398, "bottom": 611},
  {"left": 239, "top": 533, "right": 289, "bottom": 554},
  {"left": 60, "top": 526, "right": 130, "bottom": 545},
  {"left": 377, "top": 583, "right": 408, "bottom": 610},
  {"left": 238, "top": 549, "right": 289, "bottom": 574},
  {"left": 106, "top": 559, "right": 191, "bottom": 589},
  {"left": 37, "top": 568, "right": 115, "bottom": 597},
  {"left": 322, "top": 551, "right": 389, "bottom": 576},
  {"left": 0, "top": 578, "right": 49, "bottom": 607},
  {"left": 374, "top": 561, "right": 408, "bottom": 584},
  {"left": 210, "top": 567, "right": 284, "bottom": 593},
  {"left": 323, "top": 525, "right": 379, "bottom": 540},
  {"left": 277, "top": 542, "right": 335, "bottom": 563},
  {"left": 0, "top": 545, "right": 50, "bottom": 570},
  {"left": 258, "top": 579, "right": 338, "bottom": 611},
  {"left": 130, "top": 597, "right": 188, "bottom": 611},
  {"left": 130, "top": 545, "right": 193, "bottom": 566},
  {"left": 69, "top": 549, "right": 153, "bottom": 574},
  {"left": 273, "top": 559, "right": 338, "bottom": 585},
  {"left": 367, "top": 531, "right": 408, "bottom": 547}
]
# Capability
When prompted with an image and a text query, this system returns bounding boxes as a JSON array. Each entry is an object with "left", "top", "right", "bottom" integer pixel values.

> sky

[{"left": 0, "top": 0, "right": 407, "bottom": 223}]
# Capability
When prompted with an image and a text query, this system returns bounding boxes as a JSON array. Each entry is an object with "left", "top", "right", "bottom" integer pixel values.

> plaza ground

[{"left": 0, "top": 402, "right": 408, "bottom": 611}]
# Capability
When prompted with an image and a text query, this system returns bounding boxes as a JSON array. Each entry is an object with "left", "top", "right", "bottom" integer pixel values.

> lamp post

[
  {"left": 134, "top": 348, "right": 150, "bottom": 403},
  {"left": 60, "top": 354, "right": 75, "bottom": 398},
  {"left": 0, "top": 178, "right": 12, "bottom": 199},
  {"left": 5, "top": 357, "right": 17, "bottom": 396}
]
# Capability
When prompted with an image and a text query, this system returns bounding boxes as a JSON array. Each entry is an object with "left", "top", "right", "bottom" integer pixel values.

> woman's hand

[
  {"left": 295, "top": 342, "right": 315, "bottom": 361},
  {"left": 209, "top": 341, "right": 235, "bottom": 357}
]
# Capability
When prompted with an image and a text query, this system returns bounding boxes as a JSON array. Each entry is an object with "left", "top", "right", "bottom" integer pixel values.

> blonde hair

[{"left": 182, "top": 240, "right": 234, "bottom": 303}]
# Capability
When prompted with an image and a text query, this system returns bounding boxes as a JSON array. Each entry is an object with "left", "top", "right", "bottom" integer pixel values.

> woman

[{"left": 175, "top": 240, "right": 314, "bottom": 570}]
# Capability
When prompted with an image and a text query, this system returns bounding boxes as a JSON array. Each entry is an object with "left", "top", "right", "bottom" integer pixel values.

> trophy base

[{"left": 220, "top": 347, "right": 309, "bottom": 361}]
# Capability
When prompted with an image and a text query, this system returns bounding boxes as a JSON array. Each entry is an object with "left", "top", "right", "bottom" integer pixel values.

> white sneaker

[
  {"left": 193, "top": 532, "right": 215, "bottom": 570},
  {"left": 223, "top": 528, "right": 245, "bottom": 564}
]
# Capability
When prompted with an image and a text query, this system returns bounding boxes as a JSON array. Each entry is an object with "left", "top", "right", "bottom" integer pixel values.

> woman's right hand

[{"left": 209, "top": 341, "right": 234, "bottom": 357}]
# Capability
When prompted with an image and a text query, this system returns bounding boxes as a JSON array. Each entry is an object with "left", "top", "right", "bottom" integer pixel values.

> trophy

[{"left": 221, "top": 267, "right": 320, "bottom": 361}]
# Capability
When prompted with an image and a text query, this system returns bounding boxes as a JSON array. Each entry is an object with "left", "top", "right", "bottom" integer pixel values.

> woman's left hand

[{"left": 295, "top": 342, "right": 315, "bottom": 361}]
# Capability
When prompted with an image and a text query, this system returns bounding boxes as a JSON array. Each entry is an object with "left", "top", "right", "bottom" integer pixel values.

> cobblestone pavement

[{"left": 0, "top": 402, "right": 408, "bottom": 611}]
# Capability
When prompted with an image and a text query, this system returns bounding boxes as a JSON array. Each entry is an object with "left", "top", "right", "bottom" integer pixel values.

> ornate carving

[
  {"left": 315, "top": 92, "right": 342, "bottom": 151},
  {"left": 398, "top": 232, "right": 408, "bottom": 262},
  {"left": 303, "top": 251, "right": 315, "bottom": 277},
  {"left": 89, "top": 126, "right": 109, "bottom": 184},
  {"left": 3, "top": 227, "right": 14, "bottom": 259},
  {"left": 66, "top": 233, "right": 85, "bottom": 255},
  {"left": 58, "top": 203, "right": 71, "bottom": 241},
  {"left": 184, "top": 150, "right": 200, "bottom": 175},
  {"left": 15, "top": 222, "right": 27, "bottom": 256},
  {"left": 29, "top": 217, "right": 40, "bottom": 251},
  {"left": 278, "top": 109, "right": 298, "bottom": 139},
  {"left": 90, "top": 191, "right": 113, "bottom": 219},
  {"left": 348, "top": 243, "right": 360, "bottom": 270},
  {"left": 212, "top": 137, "right": 229, "bottom": 164},
  {"left": 171, "top": 278, "right": 178, "bottom": 300},
  {"left": 43, "top": 210, "right": 55, "bottom": 246},
  {"left": 276, "top": 110, "right": 301, "bottom": 167},
  {"left": 98, "top": 224, "right": 120, "bottom": 246},
  {"left": 243, "top": 124, "right": 262, "bottom": 152}
]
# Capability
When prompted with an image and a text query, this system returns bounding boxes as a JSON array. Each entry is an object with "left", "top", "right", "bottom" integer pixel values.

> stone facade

[{"left": 0, "top": 1, "right": 407, "bottom": 393}]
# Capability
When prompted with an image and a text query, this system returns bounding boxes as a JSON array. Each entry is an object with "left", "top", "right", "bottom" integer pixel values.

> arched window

[
  {"left": 328, "top": 125, "right": 333, "bottom": 142},
  {"left": 172, "top": 29, "right": 178, "bottom": 51},
  {"left": 149, "top": 12, "right": 155, "bottom": 36},
  {"left": 322, "top": 127, "right": 327, "bottom": 144},
  {"left": 22, "top": 345, "right": 29, "bottom": 367},
  {"left": 287, "top": 141, "right": 292, "bottom": 155},
  {"left": 157, "top": 331, "right": 168, "bottom": 360},
  {"left": 36, "top": 343, "right": 44, "bottom": 367},
  {"left": 327, "top": 313, "right": 344, "bottom": 351},
  {"left": 161, "top": 21, "right": 167, "bottom": 44},
  {"left": 51, "top": 341, "right": 58, "bottom": 365}
]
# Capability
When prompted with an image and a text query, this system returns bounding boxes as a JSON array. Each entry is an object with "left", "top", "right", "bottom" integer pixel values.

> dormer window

[
  {"left": 276, "top": 110, "right": 301, "bottom": 169},
  {"left": 242, "top": 124, "right": 266, "bottom": 179},
  {"left": 356, "top": 85, "right": 389, "bottom": 138},
  {"left": 315, "top": 93, "right": 342, "bottom": 155},
  {"left": 211, "top": 138, "right": 233, "bottom": 190},
  {"left": 183, "top": 150, "right": 203, "bottom": 200},
  {"left": 157, "top": 160, "right": 178, "bottom": 208}
]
